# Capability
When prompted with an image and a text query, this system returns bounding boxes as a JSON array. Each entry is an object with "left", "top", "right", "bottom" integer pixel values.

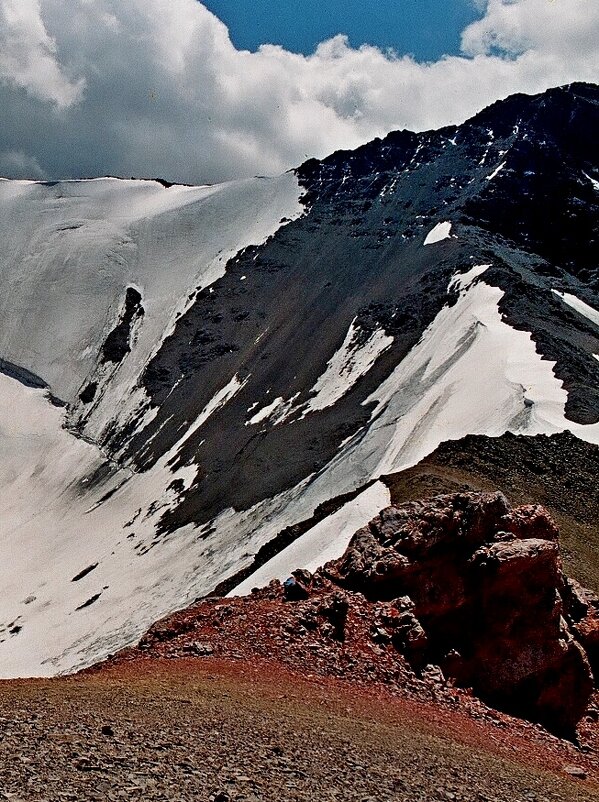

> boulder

[{"left": 325, "top": 492, "right": 595, "bottom": 735}]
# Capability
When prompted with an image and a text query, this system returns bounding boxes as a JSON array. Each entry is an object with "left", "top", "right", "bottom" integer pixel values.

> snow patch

[
  {"left": 269, "top": 394, "right": 301, "bottom": 425},
  {"left": 552, "top": 290, "right": 599, "bottom": 328},
  {"left": 302, "top": 281, "right": 599, "bottom": 501},
  {"left": 302, "top": 319, "right": 393, "bottom": 414},
  {"left": 379, "top": 174, "right": 400, "bottom": 198},
  {"left": 246, "top": 397, "right": 285, "bottom": 426},
  {"left": 0, "top": 371, "right": 252, "bottom": 677},
  {"left": 424, "top": 221, "right": 452, "bottom": 245},
  {"left": 448, "top": 265, "right": 491, "bottom": 293},
  {"left": 583, "top": 172, "right": 599, "bottom": 192},
  {"left": 486, "top": 161, "right": 506, "bottom": 181},
  {"left": 177, "top": 374, "right": 247, "bottom": 450},
  {"left": 230, "top": 482, "right": 391, "bottom": 596}
]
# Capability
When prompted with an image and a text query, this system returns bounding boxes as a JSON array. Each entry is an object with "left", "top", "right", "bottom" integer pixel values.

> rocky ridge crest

[
  {"left": 326, "top": 492, "right": 598, "bottom": 734},
  {"left": 120, "top": 492, "right": 599, "bottom": 737}
]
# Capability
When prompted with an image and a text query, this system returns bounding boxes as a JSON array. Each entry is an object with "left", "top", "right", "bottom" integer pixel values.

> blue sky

[{"left": 203, "top": 0, "right": 482, "bottom": 60}]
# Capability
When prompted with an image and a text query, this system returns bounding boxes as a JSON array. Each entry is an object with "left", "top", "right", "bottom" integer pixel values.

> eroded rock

[
  {"left": 325, "top": 492, "right": 597, "bottom": 734},
  {"left": 125, "top": 492, "right": 598, "bottom": 737}
]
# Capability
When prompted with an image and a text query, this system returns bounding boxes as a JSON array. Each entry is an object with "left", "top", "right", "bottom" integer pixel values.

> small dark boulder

[{"left": 283, "top": 576, "right": 310, "bottom": 601}]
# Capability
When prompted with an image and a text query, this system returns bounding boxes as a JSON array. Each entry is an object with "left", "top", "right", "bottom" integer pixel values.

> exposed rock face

[
  {"left": 563, "top": 578, "right": 599, "bottom": 675},
  {"left": 326, "top": 492, "right": 596, "bottom": 735}
]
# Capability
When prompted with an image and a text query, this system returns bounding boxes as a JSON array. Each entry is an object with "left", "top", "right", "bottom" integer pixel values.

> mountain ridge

[{"left": 0, "top": 82, "right": 597, "bottom": 676}]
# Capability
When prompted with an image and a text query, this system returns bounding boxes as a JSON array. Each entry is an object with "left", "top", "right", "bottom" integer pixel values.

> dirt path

[{"left": 0, "top": 658, "right": 596, "bottom": 802}]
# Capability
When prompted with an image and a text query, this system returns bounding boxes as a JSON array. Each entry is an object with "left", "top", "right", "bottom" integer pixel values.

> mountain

[{"left": 0, "top": 82, "right": 597, "bottom": 677}]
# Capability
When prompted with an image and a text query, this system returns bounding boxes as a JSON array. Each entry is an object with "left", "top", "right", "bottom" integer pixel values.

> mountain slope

[{"left": 0, "top": 83, "right": 597, "bottom": 676}]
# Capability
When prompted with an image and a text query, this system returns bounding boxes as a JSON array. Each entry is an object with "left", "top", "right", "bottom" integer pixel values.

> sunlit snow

[
  {"left": 486, "top": 161, "right": 506, "bottom": 181},
  {"left": 246, "top": 397, "right": 285, "bottom": 426},
  {"left": 552, "top": 290, "right": 599, "bottom": 328},
  {"left": 0, "top": 174, "right": 305, "bottom": 447},
  {"left": 302, "top": 280, "right": 599, "bottom": 499},
  {"left": 178, "top": 374, "right": 247, "bottom": 450},
  {"left": 302, "top": 319, "right": 393, "bottom": 414},
  {"left": 448, "top": 264, "right": 491, "bottom": 293},
  {"left": 583, "top": 172, "right": 599, "bottom": 192},
  {"left": 424, "top": 221, "right": 452, "bottom": 245},
  {"left": 230, "top": 482, "right": 391, "bottom": 595}
]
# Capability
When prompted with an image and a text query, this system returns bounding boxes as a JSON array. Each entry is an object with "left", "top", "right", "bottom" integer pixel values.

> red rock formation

[
  {"left": 326, "top": 492, "right": 596, "bottom": 735},
  {"left": 563, "top": 578, "right": 599, "bottom": 674},
  {"left": 123, "top": 492, "right": 598, "bottom": 737}
]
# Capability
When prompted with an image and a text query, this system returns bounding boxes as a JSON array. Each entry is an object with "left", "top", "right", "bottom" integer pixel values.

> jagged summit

[
  {"left": 299, "top": 81, "right": 598, "bottom": 281},
  {"left": 300, "top": 83, "right": 598, "bottom": 175},
  {"left": 462, "top": 80, "right": 598, "bottom": 138},
  {"left": 0, "top": 84, "right": 597, "bottom": 676}
]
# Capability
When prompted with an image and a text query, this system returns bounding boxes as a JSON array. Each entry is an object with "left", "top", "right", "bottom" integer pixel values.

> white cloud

[
  {"left": 0, "top": 0, "right": 84, "bottom": 107},
  {"left": 0, "top": 0, "right": 596, "bottom": 182},
  {"left": 462, "top": 0, "right": 598, "bottom": 58}
]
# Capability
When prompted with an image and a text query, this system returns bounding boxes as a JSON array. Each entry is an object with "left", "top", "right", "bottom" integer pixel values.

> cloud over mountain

[{"left": 0, "top": 0, "right": 596, "bottom": 183}]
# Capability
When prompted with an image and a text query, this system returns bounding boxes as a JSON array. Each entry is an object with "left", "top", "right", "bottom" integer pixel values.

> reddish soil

[
  {"left": 83, "top": 489, "right": 599, "bottom": 800},
  {"left": 1, "top": 657, "right": 597, "bottom": 802},
  {"left": 106, "top": 656, "right": 599, "bottom": 783},
  {"left": 97, "top": 587, "right": 599, "bottom": 786}
]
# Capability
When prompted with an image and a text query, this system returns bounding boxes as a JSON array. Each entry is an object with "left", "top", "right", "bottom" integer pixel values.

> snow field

[
  {"left": 231, "top": 482, "right": 391, "bottom": 595},
  {"left": 1, "top": 170, "right": 598, "bottom": 678}
]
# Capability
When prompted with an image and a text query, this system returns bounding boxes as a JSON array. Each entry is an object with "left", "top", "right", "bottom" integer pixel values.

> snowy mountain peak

[{"left": 0, "top": 84, "right": 597, "bottom": 676}]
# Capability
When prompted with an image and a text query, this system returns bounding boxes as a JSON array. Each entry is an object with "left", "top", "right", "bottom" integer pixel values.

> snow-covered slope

[
  {"left": 0, "top": 175, "right": 304, "bottom": 439},
  {"left": 0, "top": 83, "right": 598, "bottom": 676}
]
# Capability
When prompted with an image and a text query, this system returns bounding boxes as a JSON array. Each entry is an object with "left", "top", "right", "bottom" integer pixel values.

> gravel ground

[{"left": 0, "top": 659, "right": 596, "bottom": 802}]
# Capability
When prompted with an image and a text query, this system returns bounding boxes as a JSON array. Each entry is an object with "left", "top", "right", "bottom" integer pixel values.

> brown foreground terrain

[
  {"left": 0, "top": 658, "right": 598, "bottom": 802},
  {"left": 55, "top": 490, "right": 595, "bottom": 802},
  {"left": 1, "top": 437, "right": 597, "bottom": 802}
]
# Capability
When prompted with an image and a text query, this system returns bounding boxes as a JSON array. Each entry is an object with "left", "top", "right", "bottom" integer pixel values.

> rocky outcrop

[
  {"left": 121, "top": 492, "right": 598, "bottom": 738},
  {"left": 563, "top": 578, "right": 599, "bottom": 675},
  {"left": 326, "top": 492, "right": 596, "bottom": 735}
]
